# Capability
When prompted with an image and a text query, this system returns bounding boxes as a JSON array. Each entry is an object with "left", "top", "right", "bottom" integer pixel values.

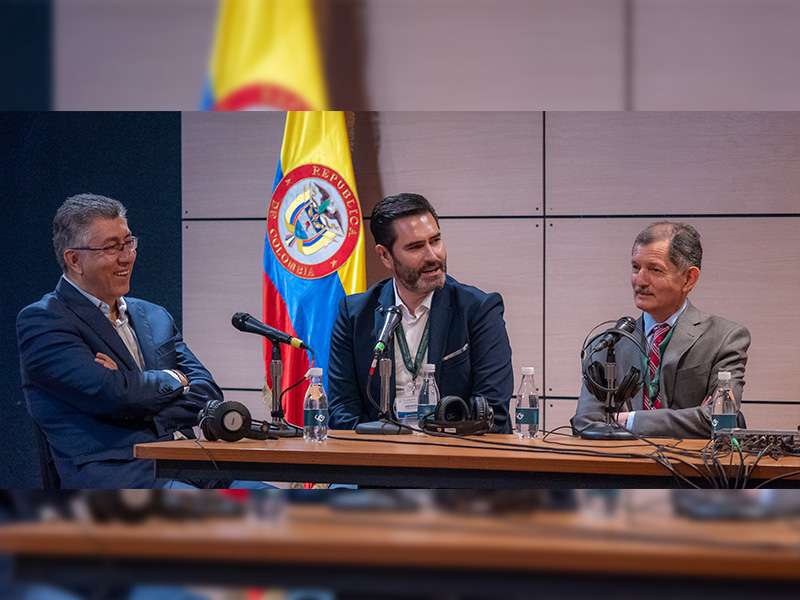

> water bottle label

[
  {"left": 417, "top": 404, "right": 436, "bottom": 419},
  {"left": 304, "top": 408, "right": 329, "bottom": 428},
  {"left": 515, "top": 407, "right": 539, "bottom": 426},
  {"left": 712, "top": 413, "right": 736, "bottom": 432}
]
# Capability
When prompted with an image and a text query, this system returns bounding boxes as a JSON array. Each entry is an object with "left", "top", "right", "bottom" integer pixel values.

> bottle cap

[
  {"left": 422, "top": 363, "right": 436, "bottom": 373},
  {"left": 521, "top": 367, "right": 535, "bottom": 376},
  {"left": 307, "top": 367, "right": 323, "bottom": 377},
  {"left": 717, "top": 371, "right": 731, "bottom": 381}
]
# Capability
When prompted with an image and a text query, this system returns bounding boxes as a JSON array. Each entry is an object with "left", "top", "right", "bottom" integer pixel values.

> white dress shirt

[
  {"left": 392, "top": 279, "right": 434, "bottom": 401},
  {"left": 62, "top": 275, "right": 185, "bottom": 387}
]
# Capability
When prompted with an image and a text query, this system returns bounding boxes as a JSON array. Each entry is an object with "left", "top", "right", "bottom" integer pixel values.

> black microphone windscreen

[{"left": 231, "top": 312, "right": 251, "bottom": 330}]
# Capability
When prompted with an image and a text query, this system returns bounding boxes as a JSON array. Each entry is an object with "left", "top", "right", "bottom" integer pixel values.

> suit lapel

[
  {"left": 55, "top": 278, "right": 137, "bottom": 371},
  {"left": 660, "top": 301, "right": 705, "bottom": 406},
  {"left": 620, "top": 316, "right": 647, "bottom": 410},
  {"left": 126, "top": 299, "right": 156, "bottom": 369},
  {"left": 427, "top": 279, "right": 453, "bottom": 372}
]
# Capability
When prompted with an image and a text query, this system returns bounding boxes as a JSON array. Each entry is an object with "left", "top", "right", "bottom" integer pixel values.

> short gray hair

[
  {"left": 633, "top": 221, "right": 702, "bottom": 270},
  {"left": 53, "top": 193, "right": 127, "bottom": 272}
]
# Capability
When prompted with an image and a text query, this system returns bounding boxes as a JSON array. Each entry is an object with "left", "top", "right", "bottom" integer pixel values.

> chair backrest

[{"left": 32, "top": 424, "right": 61, "bottom": 490}]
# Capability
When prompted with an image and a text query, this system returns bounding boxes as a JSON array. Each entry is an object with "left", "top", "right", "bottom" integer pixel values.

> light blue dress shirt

[{"left": 626, "top": 299, "right": 688, "bottom": 430}]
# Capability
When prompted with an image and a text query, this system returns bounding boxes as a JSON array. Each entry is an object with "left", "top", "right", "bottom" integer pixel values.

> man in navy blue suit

[
  {"left": 328, "top": 193, "right": 513, "bottom": 433},
  {"left": 16, "top": 194, "right": 222, "bottom": 488}
]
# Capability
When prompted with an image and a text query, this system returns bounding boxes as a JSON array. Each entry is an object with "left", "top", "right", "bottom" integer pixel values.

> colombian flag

[
  {"left": 201, "top": 0, "right": 328, "bottom": 110},
  {"left": 265, "top": 112, "right": 366, "bottom": 425}
]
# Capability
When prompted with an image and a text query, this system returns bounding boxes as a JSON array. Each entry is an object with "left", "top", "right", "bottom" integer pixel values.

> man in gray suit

[{"left": 572, "top": 221, "right": 750, "bottom": 438}]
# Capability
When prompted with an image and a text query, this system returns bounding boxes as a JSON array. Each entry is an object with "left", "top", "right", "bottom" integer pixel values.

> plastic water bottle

[
  {"left": 415, "top": 364, "right": 440, "bottom": 433},
  {"left": 711, "top": 370, "right": 737, "bottom": 438},
  {"left": 513, "top": 366, "right": 539, "bottom": 439},
  {"left": 303, "top": 367, "right": 328, "bottom": 442}
]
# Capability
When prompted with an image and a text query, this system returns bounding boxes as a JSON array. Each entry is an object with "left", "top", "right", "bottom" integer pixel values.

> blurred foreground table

[
  {"left": 134, "top": 431, "right": 800, "bottom": 488},
  {"left": 1, "top": 502, "right": 800, "bottom": 598}
]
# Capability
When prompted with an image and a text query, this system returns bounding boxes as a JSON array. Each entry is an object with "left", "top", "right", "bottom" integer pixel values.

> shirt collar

[
  {"left": 392, "top": 278, "right": 433, "bottom": 320},
  {"left": 62, "top": 275, "right": 127, "bottom": 322},
  {"left": 643, "top": 299, "right": 688, "bottom": 338}
]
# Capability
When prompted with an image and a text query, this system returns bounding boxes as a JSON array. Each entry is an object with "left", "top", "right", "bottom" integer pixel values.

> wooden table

[
  {"left": 1, "top": 502, "right": 799, "bottom": 598},
  {"left": 134, "top": 430, "right": 800, "bottom": 488}
]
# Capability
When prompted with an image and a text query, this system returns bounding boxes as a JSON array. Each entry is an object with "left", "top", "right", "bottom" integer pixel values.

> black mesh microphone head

[{"left": 231, "top": 312, "right": 250, "bottom": 331}]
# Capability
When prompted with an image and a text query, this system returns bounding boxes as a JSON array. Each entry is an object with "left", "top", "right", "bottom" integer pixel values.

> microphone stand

[
  {"left": 580, "top": 344, "right": 635, "bottom": 441},
  {"left": 356, "top": 352, "right": 411, "bottom": 435},
  {"left": 267, "top": 343, "right": 302, "bottom": 438}
]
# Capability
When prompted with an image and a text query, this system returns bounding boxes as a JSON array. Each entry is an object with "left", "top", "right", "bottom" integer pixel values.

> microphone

[
  {"left": 231, "top": 312, "right": 308, "bottom": 350},
  {"left": 373, "top": 306, "right": 402, "bottom": 356},
  {"left": 368, "top": 305, "right": 402, "bottom": 377},
  {"left": 593, "top": 316, "right": 638, "bottom": 353}
]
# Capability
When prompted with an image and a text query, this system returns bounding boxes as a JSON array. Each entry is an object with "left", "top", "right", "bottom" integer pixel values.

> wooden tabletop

[
  {"left": 134, "top": 430, "right": 800, "bottom": 485},
  {"left": 2, "top": 503, "right": 800, "bottom": 582}
]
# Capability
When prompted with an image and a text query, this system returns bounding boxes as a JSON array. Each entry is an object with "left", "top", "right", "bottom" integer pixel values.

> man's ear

[
  {"left": 682, "top": 266, "right": 700, "bottom": 294},
  {"left": 375, "top": 244, "right": 393, "bottom": 271},
  {"left": 63, "top": 249, "right": 82, "bottom": 276}
]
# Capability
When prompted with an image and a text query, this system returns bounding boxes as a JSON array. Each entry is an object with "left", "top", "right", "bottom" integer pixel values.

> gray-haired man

[
  {"left": 572, "top": 221, "right": 751, "bottom": 438},
  {"left": 17, "top": 193, "right": 222, "bottom": 488}
]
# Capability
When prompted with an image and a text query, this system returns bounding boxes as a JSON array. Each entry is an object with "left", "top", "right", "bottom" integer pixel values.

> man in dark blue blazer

[
  {"left": 16, "top": 194, "right": 222, "bottom": 488},
  {"left": 328, "top": 193, "right": 513, "bottom": 433}
]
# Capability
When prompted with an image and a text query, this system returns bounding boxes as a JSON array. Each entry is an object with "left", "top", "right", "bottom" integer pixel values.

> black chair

[{"left": 32, "top": 424, "right": 61, "bottom": 490}]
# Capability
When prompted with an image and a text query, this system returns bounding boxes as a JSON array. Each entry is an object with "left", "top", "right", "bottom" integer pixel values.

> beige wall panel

[
  {"left": 183, "top": 221, "right": 265, "bottom": 390},
  {"left": 546, "top": 112, "right": 800, "bottom": 215},
  {"left": 363, "top": 0, "right": 624, "bottom": 110},
  {"left": 55, "top": 0, "right": 216, "bottom": 110},
  {"left": 182, "top": 112, "right": 285, "bottom": 219},
  {"left": 357, "top": 112, "right": 543, "bottom": 217},
  {"left": 544, "top": 399, "right": 578, "bottom": 434},
  {"left": 440, "top": 219, "right": 543, "bottom": 392},
  {"left": 743, "top": 403, "right": 800, "bottom": 431},
  {"left": 633, "top": 0, "right": 800, "bottom": 109},
  {"left": 545, "top": 218, "right": 799, "bottom": 402}
]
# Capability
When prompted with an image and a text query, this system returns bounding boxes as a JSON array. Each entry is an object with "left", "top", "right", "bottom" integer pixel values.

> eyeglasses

[{"left": 69, "top": 236, "right": 138, "bottom": 257}]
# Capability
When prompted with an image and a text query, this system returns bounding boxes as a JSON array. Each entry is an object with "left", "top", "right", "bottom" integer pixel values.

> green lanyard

[
  {"left": 640, "top": 326, "right": 676, "bottom": 400},
  {"left": 395, "top": 318, "right": 430, "bottom": 379}
]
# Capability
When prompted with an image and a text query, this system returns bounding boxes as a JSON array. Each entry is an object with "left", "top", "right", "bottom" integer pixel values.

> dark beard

[{"left": 394, "top": 258, "right": 447, "bottom": 293}]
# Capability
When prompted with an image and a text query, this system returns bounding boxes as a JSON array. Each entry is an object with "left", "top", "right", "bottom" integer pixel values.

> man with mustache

[
  {"left": 328, "top": 193, "right": 513, "bottom": 432},
  {"left": 17, "top": 194, "right": 223, "bottom": 488},
  {"left": 572, "top": 221, "right": 750, "bottom": 438}
]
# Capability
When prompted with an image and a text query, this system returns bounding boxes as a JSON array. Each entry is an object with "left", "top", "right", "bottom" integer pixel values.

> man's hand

[
  {"left": 616, "top": 411, "right": 630, "bottom": 427},
  {"left": 94, "top": 352, "right": 118, "bottom": 370}
]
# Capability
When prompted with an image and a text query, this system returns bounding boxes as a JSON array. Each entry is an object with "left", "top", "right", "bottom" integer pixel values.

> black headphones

[
  {"left": 583, "top": 362, "right": 641, "bottom": 412},
  {"left": 421, "top": 395, "right": 494, "bottom": 435},
  {"left": 198, "top": 400, "right": 270, "bottom": 442}
]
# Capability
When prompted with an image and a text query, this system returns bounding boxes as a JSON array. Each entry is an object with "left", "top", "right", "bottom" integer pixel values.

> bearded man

[{"left": 328, "top": 193, "right": 513, "bottom": 433}]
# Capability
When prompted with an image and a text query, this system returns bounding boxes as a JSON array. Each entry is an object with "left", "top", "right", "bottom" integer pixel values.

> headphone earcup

[
  {"left": 213, "top": 401, "right": 252, "bottom": 443},
  {"left": 470, "top": 395, "right": 493, "bottom": 433},
  {"left": 437, "top": 395, "right": 471, "bottom": 423},
  {"left": 470, "top": 395, "right": 489, "bottom": 422},
  {"left": 583, "top": 361, "right": 607, "bottom": 400},
  {"left": 617, "top": 367, "right": 641, "bottom": 405},
  {"left": 199, "top": 400, "right": 222, "bottom": 441}
]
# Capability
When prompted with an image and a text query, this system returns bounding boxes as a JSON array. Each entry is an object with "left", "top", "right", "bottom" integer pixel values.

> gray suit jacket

[{"left": 571, "top": 302, "right": 750, "bottom": 438}]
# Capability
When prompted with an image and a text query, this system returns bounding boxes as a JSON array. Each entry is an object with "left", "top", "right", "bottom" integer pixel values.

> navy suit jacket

[
  {"left": 328, "top": 275, "right": 513, "bottom": 433},
  {"left": 16, "top": 278, "right": 222, "bottom": 488}
]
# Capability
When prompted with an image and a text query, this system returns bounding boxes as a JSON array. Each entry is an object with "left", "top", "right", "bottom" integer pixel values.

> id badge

[{"left": 395, "top": 382, "right": 418, "bottom": 419}]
